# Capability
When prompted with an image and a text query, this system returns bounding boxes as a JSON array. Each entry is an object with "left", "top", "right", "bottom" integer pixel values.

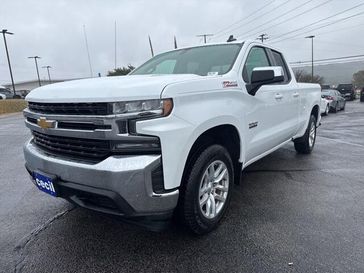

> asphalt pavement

[{"left": 1, "top": 102, "right": 364, "bottom": 273}]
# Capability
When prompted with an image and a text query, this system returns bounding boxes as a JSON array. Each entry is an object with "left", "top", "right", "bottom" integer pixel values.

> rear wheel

[
  {"left": 341, "top": 102, "right": 346, "bottom": 111},
  {"left": 331, "top": 102, "right": 338, "bottom": 113},
  {"left": 294, "top": 115, "right": 317, "bottom": 154},
  {"left": 178, "top": 144, "right": 233, "bottom": 235}
]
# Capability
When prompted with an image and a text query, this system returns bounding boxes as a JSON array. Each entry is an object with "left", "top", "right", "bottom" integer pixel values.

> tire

[
  {"left": 331, "top": 102, "right": 338, "bottom": 113},
  {"left": 324, "top": 104, "right": 329, "bottom": 116},
  {"left": 294, "top": 115, "right": 317, "bottom": 154},
  {"left": 178, "top": 144, "right": 233, "bottom": 235},
  {"left": 341, "top": 102, "right": 346, "bottom": 111}
]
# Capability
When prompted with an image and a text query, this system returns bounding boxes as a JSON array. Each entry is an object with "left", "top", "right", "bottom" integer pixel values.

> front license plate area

[{"left": 33, "top": 171, "right": 57, "bottom": 197}]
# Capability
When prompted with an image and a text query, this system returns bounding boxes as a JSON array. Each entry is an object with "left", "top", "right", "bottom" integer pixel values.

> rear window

[
  {"left": 322, "top": 90, "right": 336, "bottom": 96},
  {"left": 337, "top": 84, "right": 352, "bottom": 90}
]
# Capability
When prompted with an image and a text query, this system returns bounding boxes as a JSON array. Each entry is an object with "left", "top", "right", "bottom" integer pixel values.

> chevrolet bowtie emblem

[{"left": 37, "top": 117, "right": 56, "bottom": 129}]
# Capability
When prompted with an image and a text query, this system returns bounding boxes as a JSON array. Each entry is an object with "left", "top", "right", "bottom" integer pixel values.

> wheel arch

[
  {"left": 181, "top": 123, "right": 243, "bottom": 187},
  {"left": 311, "top": 104, "right": 320, "bottom": 125}
]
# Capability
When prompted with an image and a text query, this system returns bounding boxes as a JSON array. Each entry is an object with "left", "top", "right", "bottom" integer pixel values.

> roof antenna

[{"left": 227, "top": 35, "right": 237, "bottom": 42}]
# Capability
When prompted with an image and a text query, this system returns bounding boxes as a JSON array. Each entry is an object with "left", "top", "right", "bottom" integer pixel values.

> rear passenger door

[{"left": 267, "top": 49, "right": 299, "bottom": 136}]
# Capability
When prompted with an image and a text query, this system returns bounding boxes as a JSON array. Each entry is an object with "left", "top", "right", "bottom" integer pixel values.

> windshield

[{"left": 131, "top": 44, "right": 242, "bottom": 76}]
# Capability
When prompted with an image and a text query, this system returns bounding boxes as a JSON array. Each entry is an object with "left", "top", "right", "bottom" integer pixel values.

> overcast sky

[{"left": 1, "top": 0, "right": 364, "bottom": 84}]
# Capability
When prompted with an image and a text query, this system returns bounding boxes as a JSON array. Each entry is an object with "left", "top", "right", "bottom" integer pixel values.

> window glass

[
  {"left": 153, "top": 60, "right": 176, "bottom": 74},
  {"left": 131, "top": 44, "right": 242, "bottom": 76},
  {"left": 271, "top": 50, "right": 289, "bottom": 82},
  {"left": 243, "top": 47, "right": 270, "bottom": 82}
]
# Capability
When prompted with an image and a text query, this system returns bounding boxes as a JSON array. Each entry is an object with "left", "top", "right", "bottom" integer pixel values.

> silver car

[{"left": 321, "top": 89, "right": 346, "bottom": 113}]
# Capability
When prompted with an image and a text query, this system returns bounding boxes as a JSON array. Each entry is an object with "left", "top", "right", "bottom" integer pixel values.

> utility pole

[
  {"left": 1, "top": 29, "right": 16, "bottom": 96},
  {"left": 114, "top": 21, "right": 117, "bottom": 69},
  {"left": 305, "top": 35, "right": 315, "bottom": 82},
  {"left": 256, "top": 33, "right": 269, "bottom": 43},
  {"left": 148, "top": 35, "right": 154, "bottom": 57},
  {"left": 196, "top": 34, "right": 213, "bottom": 44},
  {"left": 42, "top": 65, "right": 52, "bottom": 84},
  {"left": 28, "top": 56, "right": 41, "bottom": 87}
]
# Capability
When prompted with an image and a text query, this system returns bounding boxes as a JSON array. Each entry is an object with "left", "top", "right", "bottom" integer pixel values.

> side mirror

[{"left": 247, "top": 66, "right": 285, "bottom": 96}]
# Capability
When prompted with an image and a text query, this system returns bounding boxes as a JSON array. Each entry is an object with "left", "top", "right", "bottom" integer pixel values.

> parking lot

[{"left": 1, "top": 101, "right": 364, "bottom": 273}]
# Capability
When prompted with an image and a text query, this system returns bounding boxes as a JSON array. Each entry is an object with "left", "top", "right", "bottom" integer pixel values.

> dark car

[
  {"left": 321, "top": 89, "right": 346, "bottom": 113},
  {"left": 336, "top": 84, "right": 355, "bottom": 101},
  {"left": 321, "top": 84, "right": 331, "bottom": 90},
  {"left": 360, "top": 88, "right": 364, "bottom": 102},
  {"left": 0, "top": 88, "right": 21, "bottom": 99}
]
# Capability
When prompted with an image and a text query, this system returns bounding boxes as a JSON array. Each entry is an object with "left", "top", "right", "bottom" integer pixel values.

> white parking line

[{"left": 319, "top": 136, "right": 364, "bottom": 149}]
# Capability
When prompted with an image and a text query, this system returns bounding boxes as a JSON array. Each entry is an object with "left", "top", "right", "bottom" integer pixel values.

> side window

[
  {"left": 243, "top": 47, "right": 270, "bottom": 83},
  {"left": 271, "top": 50, "right": 290, "bottom": 82}
]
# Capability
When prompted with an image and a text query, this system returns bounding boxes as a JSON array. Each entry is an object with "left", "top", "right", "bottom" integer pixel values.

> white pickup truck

[{"left": 23, "top": 40, "right": 321, "bottom": 234}]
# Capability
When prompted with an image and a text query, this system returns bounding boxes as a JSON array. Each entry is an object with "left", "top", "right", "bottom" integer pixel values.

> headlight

[{"left": 112, "top": 99, "right": 173, "bottom": 117}]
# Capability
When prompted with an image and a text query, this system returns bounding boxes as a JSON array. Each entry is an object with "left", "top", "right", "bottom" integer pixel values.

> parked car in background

[
  {"left": 321, "top": 89, "right": 346, "bottom": 113},
  {"left": 0, "top": 87, "right": 21, "bottom": 99},
  {"left": 16, "top": 90, "right": 30, "bottom": 98},
  {"left": 320, "top": 97, "right": 330, "bottom": 115},
  {"left": 321, "top": 84, "right": 330, "bottom": 90},
  {"left": 0, "top": 93, "right": 6, "bottom": 100},
  {"left": 360, "top": 88, "right": 364, "bottom": 102},
  {"left": 336, "top": 84, "right": 355, "bottom": 101}
]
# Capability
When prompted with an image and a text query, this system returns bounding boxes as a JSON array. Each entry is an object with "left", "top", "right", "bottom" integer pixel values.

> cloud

[{"left": 1, "top": 0, "right": 363, "bottom": 84}]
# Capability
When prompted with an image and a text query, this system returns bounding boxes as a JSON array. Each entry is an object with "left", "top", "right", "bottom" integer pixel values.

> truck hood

[{"left": 26, "top": 74, "right": 200, "bottom": 103}]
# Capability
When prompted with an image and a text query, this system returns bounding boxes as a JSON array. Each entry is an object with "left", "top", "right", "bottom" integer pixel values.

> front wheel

[
  {"left": 178, "top": 144, "right": 233, "bottom": 235},
  {"left": 294, "top": 115, "right": 317, "bottom": 154},
  {"left": 324, "top": 104, "right": 329, "bottom": 115},
  {"left": 341, "top": 102, "right": 346, "bottom": 111}
]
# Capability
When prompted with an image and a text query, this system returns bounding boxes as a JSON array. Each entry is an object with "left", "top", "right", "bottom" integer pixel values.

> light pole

[
  {"left": 42, "top": 65, "right": 52, "bottom": 84},
  {"left": 28, "top": 56, "right": 41, "bottom": 86},
  {"left": 1, "top": 29, "right": 16, "bottom": 96},
  {"left": 305, "top": 35, "right": 315, "bottom": 82}
]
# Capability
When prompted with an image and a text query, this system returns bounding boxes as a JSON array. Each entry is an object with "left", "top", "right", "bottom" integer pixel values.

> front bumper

[{"left": 24, "top": 139, "right": 179, "bottom": 219}]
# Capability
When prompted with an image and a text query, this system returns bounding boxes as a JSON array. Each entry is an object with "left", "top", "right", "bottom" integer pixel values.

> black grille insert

[
  {"left": 32, "top": 131, "right": 111, "bottom": 160},
  {"left": 28, "top": 102, "right": 110, "bottom": 115}
]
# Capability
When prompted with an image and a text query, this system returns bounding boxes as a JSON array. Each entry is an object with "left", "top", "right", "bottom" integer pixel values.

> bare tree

[{"left": 294, "top": 69, "right": 324, "bottom": 84}]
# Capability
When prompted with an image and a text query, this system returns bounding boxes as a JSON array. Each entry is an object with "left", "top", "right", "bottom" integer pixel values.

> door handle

[
  {"left": 293, "top": 92, "right": 300, "bottom": 98},
  {"left": 275, "top": 93, "right": 283, "bottom": 100}
]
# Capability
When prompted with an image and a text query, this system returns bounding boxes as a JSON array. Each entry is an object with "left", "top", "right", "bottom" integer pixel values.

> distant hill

[{"left": 292, "top": 61, "right": 364, "bottom": 86}]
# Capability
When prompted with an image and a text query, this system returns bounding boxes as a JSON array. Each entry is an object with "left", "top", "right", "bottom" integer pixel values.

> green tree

[
  {"left": 352, "top": 70, "right": 364, "bottom": 88},
  {"left": 107, "top": 65, "right": 135, "bottom": 76},
  {"left": 294, "top": 69, "right": 324, "bottom": 84}
]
